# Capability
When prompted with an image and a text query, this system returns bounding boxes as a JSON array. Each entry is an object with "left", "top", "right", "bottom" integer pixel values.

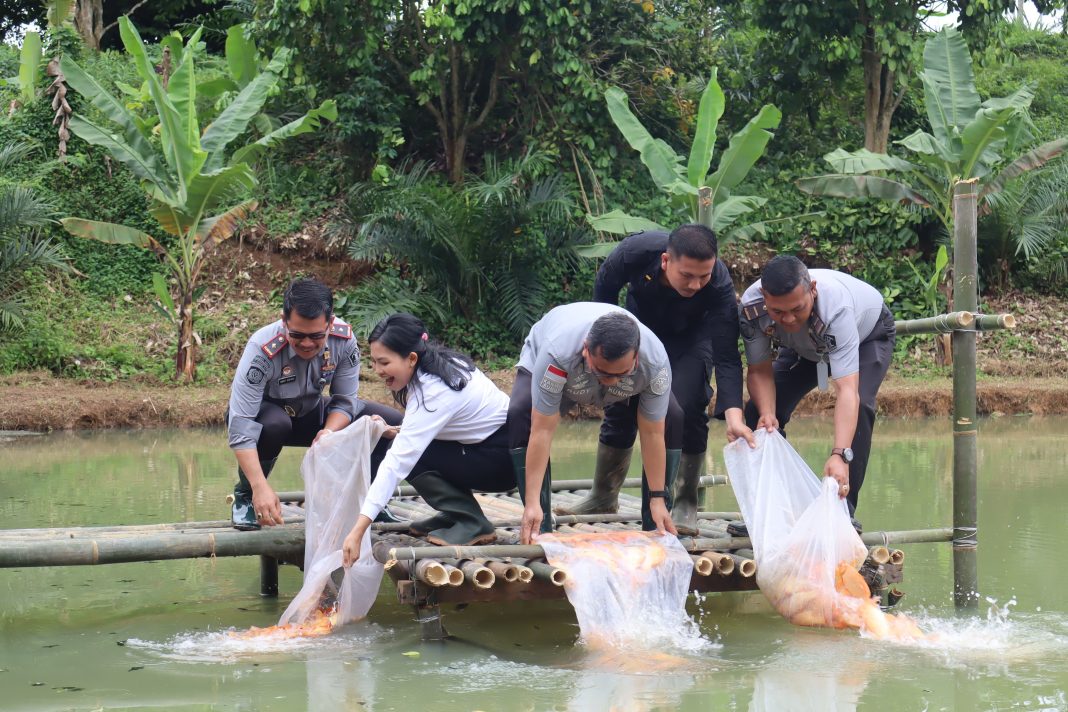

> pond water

[{"left": 1, "top": 417, "right": 1066, "bottom": 711}]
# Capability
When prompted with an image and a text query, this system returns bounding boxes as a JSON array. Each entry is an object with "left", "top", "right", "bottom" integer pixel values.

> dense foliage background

[{"left": 1, "top": 2, "right": 1066, "bottom": 382}]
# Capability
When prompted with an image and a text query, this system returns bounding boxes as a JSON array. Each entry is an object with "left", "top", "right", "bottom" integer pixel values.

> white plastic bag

[
  {"left": 724, "top": 430, "right": 867, "bottom": 627},
  {"left": 278, "top": 416, "right": 386, "bottom": 627}
]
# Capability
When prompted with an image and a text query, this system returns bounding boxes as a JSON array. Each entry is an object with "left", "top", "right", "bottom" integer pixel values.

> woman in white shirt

[{"left": 343, "top": 313, "right": 514, "bottom": 564}]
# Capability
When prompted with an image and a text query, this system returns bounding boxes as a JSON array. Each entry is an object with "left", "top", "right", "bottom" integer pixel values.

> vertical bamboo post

[
  {"left": 697, "top": 186, "right": 713, "bottom": 229},
  {"left": 260, "top": 555, "right": 279, "bottom": 597},
  {"left": 952, "top": 179, "right": 979, "bottom": 609}
]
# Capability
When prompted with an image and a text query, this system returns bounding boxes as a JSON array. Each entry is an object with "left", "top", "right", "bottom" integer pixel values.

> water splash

[
  {"left": 539, "top": 530, "right": 715, "bottom": 658},
  {"left": 126, "top": 621, "right": 385, "bottom": 663}
]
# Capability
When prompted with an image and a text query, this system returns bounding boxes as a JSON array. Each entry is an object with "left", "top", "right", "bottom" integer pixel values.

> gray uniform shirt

[
  {"left": 739, "top": 270, "right": 885, "bottom": 378},
  {"left": 517, "top": 302, "right": 672, "bottom": 421},
  {"left": 227, "top": 318, "right": 361, "bottom": 450}
]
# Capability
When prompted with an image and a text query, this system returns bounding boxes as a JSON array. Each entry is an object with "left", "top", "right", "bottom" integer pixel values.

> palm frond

[
  {"left": 492, "top": 264, "right": 546, "bottom": 338},
  {"left": 0, "top": 141, "right": 38, "bottom": 172},
  {"left": 0, "top": 187, "right": 58, "bottom": 235}
]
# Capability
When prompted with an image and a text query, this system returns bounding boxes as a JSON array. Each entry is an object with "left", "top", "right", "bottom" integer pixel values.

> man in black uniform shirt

[{"left": 560, "top": 224, "right": 755, "bottom": 534}]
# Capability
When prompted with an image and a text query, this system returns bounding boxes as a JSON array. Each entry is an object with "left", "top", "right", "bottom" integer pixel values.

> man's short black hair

[
  {"left": 760, "top": 255, "right": 811, "bottom": 297},
  {"left": 666, "top": 224, "right": 718, "bottom": 261},
  {"left": 586, "top": 311, "right": 641, "bottom": 361},
  {"left": 283, "top": 278, "right": 333, "bottom": 321}
]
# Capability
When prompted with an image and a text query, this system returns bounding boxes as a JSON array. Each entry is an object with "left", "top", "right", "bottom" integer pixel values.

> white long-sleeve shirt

[{"left": 360, "top": 366, "right": 509, "bottom": 520}]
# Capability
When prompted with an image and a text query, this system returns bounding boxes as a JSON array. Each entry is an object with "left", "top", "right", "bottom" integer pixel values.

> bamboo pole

[
  {"left": 375, "top": 527, "right": 952, "bottom": 565},
  {"left": 370, "top": 511, "right": 743, "bottom": 533},
  {"left": 952, "top": 179, "right": 980, "bottom": 610},
  {"left": 458, "top": 560, "right": 495, "bottom": 589},
  {"left": 477, "top": 558, "right": 520, "bottom": 583},
  {"left": 441, "top": 562, "right": 464, "bottom": 586},
  {"left": 894, "top": 311, "right": 974, "bottom": 335},
  {"left": 701, "top": 551, "right": 734, "bottom": 576},
  {"left": 867, "top": 546, "right": 891, "bottom": 566},
  {"left": 691, "top": 554, "right": 714, "bottom": 576},
  {"left": 730, "top": 554, "right": 756, "bottom": 578},
  {"left": 697, "top": 186, "right": 713, "bottom": 229},
  {"left": 414, "top": 559, "right": 451, "bottom": 587},
  {"left": 0, "top": 525, "right": 306, "bottom": 567},
  {"left": 524, "top": 559, "right": 567, "bottom": 586},
  {"left": 973, "top": 313, "right": 1016, "bottom": 332},
  {"left": 890, "top": 549, "right": 905, "bottom": 565}
]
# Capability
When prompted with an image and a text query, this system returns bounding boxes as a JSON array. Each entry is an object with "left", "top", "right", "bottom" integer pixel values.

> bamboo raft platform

[{"left": 0, "top": 474, "right": 940, "bottom": 637}]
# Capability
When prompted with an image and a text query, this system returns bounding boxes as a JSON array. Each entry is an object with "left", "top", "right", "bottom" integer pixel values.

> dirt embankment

[{"left": 3, "top": 370, "right": 1067, "bottom": 432}]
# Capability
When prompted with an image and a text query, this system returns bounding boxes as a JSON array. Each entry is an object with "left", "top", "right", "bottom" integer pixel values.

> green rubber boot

[
  {"left": 554, "top": 443, "right": 632, "bottom": 516},
  {"left": 671, "top": 451, "right": 706, "bottom": 537},
  {"left": 641, "top": 449, "right": 681, "bottom": 531},
  {"left": 409, "top": 472, "right": 497, "bottom": 547},
  {"left": 409, "top": 512, "right": 455, "bottom": 537},
  {"left": 231, "top": 457, "right": 276, "bottom": 531},
  {"left": 510, "top": 447, "right": 553, "bottom": 534}
]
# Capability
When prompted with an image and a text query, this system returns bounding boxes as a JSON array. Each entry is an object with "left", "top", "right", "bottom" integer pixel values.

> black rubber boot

[
  {"left": 232, "top": 457, "right": 276, "bottom": 531},
  {"left": 510, "top": 447, "right": 553, "bottom": 534},
  {"left": 642, "top": 449, "right": 681, "bottom": 531},
  {"left": 553, "top": 443, "right": 631, "bottom": 516},
  {"left": 671, "top": 451, "right": 705, "bottom": 536},
  {"left": 409, "top": 472, "right": 497, "bottom": 546}
]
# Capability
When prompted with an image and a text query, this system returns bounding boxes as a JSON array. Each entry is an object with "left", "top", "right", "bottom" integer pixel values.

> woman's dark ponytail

[{"left": 368, "top": 313, "right": 475, "bottom": 409}]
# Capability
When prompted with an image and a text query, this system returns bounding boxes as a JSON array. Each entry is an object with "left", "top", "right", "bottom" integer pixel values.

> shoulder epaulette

[
  {"left": 261, "top": 332, "right": 287, "bottom": 358},
  {"left": 741, "top": 300, "right": 767, "bottom": 321},
  {"left": 329, "top": 321, "right": 352, "bottom": 339}
]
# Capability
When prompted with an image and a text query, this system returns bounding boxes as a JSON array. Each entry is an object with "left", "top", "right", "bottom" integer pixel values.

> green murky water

[{"left": 1, "top": 417, "right": 1066, "bottom": 711}]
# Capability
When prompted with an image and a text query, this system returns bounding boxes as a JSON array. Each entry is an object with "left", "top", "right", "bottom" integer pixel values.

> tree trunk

[
  {"left": 176, "top": 292, "right": 196, "bottom": 382},
  {"left": 72, "top": 0, "right": 104, "bottom": 51},
  {"left": 447, "top": 133, "right": 467, "bottom": 186},
  {"left": 861, "top": 32, "right": 895, "bottom": 154}
]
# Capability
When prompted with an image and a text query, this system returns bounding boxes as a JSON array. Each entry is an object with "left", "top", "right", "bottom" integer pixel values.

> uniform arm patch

[
  {"left": 539, "top": 364, "right": 568, "bottom": 394},
  {"left": 650, "top": 367, "right": 670, "bottom": 395},
  {"left": 245, "top": 354, "right": 270, "bottom": 386}
]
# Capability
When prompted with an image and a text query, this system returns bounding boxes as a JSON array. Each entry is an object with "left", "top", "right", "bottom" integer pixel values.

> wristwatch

[
  {"left": 647, "top": 490, "right": 669, "bottom": 499},
  {"left": 831, "top": 447, "right": 854, "bottom": 463}
]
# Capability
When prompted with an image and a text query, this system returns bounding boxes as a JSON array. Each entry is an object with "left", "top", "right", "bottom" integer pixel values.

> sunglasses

[
  {"left": 585, "top": 352, "right": 639, "bottom": 379},
  {"left": 285, "top": 323, "right": 329, "bottom": 342}
]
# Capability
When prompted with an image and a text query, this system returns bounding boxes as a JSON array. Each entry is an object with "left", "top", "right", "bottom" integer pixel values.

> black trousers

[
  {"left": 405, "top": 423, "right": 516, "bottom": 492},
  {"left": 508, "top": 368, "right": 684, "bottom": 451},
  {"left": 601, "top": 339, "right": 710, "bottom": 453},
  {"left": 250, "top": 397, "right": 403, "bottom": 474},
  {"left": 743, "top": 309, "right": 895, "bottom": 515}
]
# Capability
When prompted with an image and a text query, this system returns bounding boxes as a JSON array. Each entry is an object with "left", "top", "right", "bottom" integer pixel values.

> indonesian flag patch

[{"left": 539, "top": 363, "right": 568, "bottom": 394}]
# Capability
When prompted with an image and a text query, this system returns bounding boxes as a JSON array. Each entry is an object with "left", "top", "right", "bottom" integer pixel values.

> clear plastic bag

[
  {"left": 724, "top": 430, "right": 868, "bottom": 627},
  {"left": 278, "top": 416, "right": 386, "bottom": 627}
]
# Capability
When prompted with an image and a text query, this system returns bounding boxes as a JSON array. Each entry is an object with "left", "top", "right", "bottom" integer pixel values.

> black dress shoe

[
  {"left": 726, "top": 520, "right": 748, "bottom": 538},
  {"left": 374, "top": 505, "right": 406, "bottom": 524}
]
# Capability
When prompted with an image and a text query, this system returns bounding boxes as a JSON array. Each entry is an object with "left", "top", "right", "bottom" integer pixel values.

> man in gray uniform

[
  {"left": 227, "top": 278, "right": 401, "bottom": 530},
  {"left": 507, "top": 302, "right": 682, "bottom": 543},
  {"left": 739, "top": 256, "right": 895, "bottom": 517}
]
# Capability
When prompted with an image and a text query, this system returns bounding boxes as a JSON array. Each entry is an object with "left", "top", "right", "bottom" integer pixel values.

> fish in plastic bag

[
  {"left": 724, "top": 430, "right": 928, "bottom": 641},
  {"left": 235, "top": 417, "right": 386, "bottom": 639}
]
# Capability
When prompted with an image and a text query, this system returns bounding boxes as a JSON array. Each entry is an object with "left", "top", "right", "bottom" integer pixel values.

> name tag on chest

[{"left": 278, "top": 375, "right": 297, "bottom": 385}]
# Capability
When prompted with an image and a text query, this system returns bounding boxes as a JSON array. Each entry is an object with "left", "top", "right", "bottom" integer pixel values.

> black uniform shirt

[{"left": 592, "top": 230, "right": 743, "bottom": 414}]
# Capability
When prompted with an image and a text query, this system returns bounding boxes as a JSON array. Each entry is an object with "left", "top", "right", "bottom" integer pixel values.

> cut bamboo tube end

[
  {"left": 459, "top": 560, "right": 496, "bottom": 589},
  {"left": 225, "top": 494, "right": 235, "bottom": 505},
  {"left": 414, "top": 559, "right": 449, "bottom": 587},
  {"left": 515, "top": 564, "right": 534, "bottom": 583},
  {"left": 525, "top": 559, "right": 566, "bottom": 586},
  {"left": 701, "top": 551, "right": 734, "bottom": 576},
  {"left": 867, "top": 546, "right": 891, "bottom": 566},
  {"left": 691, "top": 554, "right": 713, "bottom": 576},
  {"left": 441, "top": 563, "right": 464, "bottom": 586},
  {"left": 480, "top": 559, "right": 519, "bottom": 583},
  {"left": 890, "top": 549, "right": 905, "bottom": 565},
  {"left": 730, "top": 554, "right": 757, "bottom": 578}
]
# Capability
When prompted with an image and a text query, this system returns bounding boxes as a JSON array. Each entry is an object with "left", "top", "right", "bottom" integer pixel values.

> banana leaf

[
  {"left": 67, "top": 115, "right": 173, "bottom": 199},
  {"left": 980, "top": 138, "right": 1068, "bottom": 199},
  {"left": 226, "top": 25, "right": 259, "bottom": 89},
  {"left": 61, "top": 218, "right": 158, "bottom": 248},
  {"left": 704, "top": 104, "right": 781, "bottom": 203},
  {"left": 18, "top": 31, "right": 41, "bottom": 104},
  {"left": 920, "top": 28, "right": 980, "bottom": 141},
  {"left": 585, "top": 209, "right": 668, "bottom": 236},
  {"left": 796, "top": 174, "right": 931, "bottom": 207},
  {"left": 605, "top": 86, "right": 687, "bottom": 193},
  {"left": 687, "top": 69, "right": 725, "bottom": 188},
  {"left": 822, "top": 148, "right": 918, "bottom": 174},
  {"left": 230, "top": 99, "right": 338, "bottom": 167}
]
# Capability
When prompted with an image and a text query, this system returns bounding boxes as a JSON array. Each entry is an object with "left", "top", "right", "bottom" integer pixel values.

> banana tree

[
  {"left": 797, "top": 27, "right": 1067, "bottom": 239},
  {"left": 581, "top": 69, "right": 783, "bottom": 256},
  {"left": 59, "top": 18, "right": 337, "bottom": 381}
]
